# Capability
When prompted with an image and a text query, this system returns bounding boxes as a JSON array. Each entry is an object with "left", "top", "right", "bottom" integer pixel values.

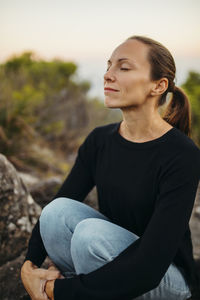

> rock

[
  {"left": 0, "top": 250, "right": 52, "bottom": 300},
  {"left": 18, "top": 172, "right": 40, "bottom": 188},
  {"left": 0, "top": 154, "right": 41, "bottom": 266},
  {"left": 190, "top": 182, "right": 200, "bottom": 260},
  {"left": 21, "top": 172, "right": 98, "bottom": 210},
  {"left": 28, "top": 177, "right": 63, "bottom": 208}
]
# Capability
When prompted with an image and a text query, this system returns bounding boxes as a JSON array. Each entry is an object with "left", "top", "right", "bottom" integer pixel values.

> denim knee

[
  {"left": 71, "top": 218, "right": 115, "bottom": 262},
  {"left": 40, "top": 197, "right": 74, "bottom": 223},
  {"left": 70, "top": 218, "right": 116, "bottom": 274},
  {"left": 39, "top": 198, "right": 68, "bottom": 234},
  {"left": 41, "top": 197, "right": 67, "bottom": 215}
]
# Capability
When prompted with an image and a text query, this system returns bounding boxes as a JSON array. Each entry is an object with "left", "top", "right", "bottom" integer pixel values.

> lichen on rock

[{"left": 0, "top": 153, "right": 41, "bottom": 265}]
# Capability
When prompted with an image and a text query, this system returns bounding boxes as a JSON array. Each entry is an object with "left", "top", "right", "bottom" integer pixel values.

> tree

[
  {"left": 0, "top": 52, "right": 90, "bottom": 170},
  {"left": 0, "top": 51, "right": 121, "bottom": 172},
  {"left": 181, "top": 71, "right": 200, "bottom": 146}
]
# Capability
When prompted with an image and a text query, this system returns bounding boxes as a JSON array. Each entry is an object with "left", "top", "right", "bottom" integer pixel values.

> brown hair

[{"left": 126, "top": 35, "right": 191, "bottom": 137}]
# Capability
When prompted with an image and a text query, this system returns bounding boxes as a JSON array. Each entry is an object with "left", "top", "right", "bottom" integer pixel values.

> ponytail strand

[{"left": 161, "top": 86, "right": 191, "bottom": 137}]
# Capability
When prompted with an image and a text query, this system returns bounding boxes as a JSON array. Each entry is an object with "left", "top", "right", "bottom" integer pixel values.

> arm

[
  {"left": 53, "top": 148, "right": 200, "bottom": 300},
  {"left": 23, "top": 128, "right": 97, "bottom": 267},
  {"left": 21, "top": 128, "right": 97, "bottom": 300}
]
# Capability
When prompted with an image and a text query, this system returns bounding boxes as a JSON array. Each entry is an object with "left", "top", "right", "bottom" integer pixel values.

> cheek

[
  {"left": 125, "top": 76, "right": 151, "bottom": 94},
  {"left": 122, "top": 79, "right": 140, "bottom": 96}
]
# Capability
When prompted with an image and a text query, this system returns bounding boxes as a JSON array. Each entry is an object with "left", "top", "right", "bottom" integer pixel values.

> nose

[{"left": 104, "top": 68, "right": 115, "bottom": 82}]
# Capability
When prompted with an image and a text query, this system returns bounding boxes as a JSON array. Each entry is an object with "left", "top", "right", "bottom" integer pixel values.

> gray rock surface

[
  {"left": 0, "top": 250, "right": 52, "bottom": 300},
  {"left": 18, "top": 170, "right": 98, "bottom": 209},
  {"left": 190, "top": 181, "right": 200, "bottom": 260},
  {"left": 27, "top": 177, "right": 62, "bottom": 208},
  {"left": 0, "top": 154, "right": 41, "bottom": 266}
]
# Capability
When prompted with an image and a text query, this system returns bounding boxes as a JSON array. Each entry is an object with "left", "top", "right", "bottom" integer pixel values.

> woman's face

[{"left": 104, "top": 39, "right": 155, "bottom": 108}]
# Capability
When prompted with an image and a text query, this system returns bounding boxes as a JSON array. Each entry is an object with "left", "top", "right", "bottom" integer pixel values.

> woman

[{"left": 21, "top": 36, "right": 200, "bottom": 300}]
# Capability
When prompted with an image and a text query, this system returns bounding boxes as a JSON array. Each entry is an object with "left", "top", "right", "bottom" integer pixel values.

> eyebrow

[{"left": 107, "top": 58, "right": 130, "bottom": 64}]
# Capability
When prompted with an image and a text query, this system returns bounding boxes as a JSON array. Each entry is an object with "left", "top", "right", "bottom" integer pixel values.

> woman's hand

[
  {"left": 45, "top": 264, "right": 65, "bottom": 300},
  {"left": 44, "top": 280, "right": 55, "bottom": 300},
  {"left": 21, "top": 260, "right": 62, "bottom": 300}
]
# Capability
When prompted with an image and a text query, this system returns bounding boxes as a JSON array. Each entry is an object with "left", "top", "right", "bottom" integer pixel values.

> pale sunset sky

[{"left": 1, "top": 0, "right": 200, "bottom": 98}]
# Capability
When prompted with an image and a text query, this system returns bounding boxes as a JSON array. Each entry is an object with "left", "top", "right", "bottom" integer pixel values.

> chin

[
  {"left": 104, "top": 97, "right": 120, "bottom": 108},
  {"left": 104, "top": 102, "right": 120, "bottom": 109},
  {"left": 104, "top": 99, "right": 129, "bottom": 110}
]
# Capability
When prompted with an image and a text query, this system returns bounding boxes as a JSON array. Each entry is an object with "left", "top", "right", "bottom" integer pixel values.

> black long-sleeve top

[{"left": 24, "top": 121, "right": 200, "bottom": 300}]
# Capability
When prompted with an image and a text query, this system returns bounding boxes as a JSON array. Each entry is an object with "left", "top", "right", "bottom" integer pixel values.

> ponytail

[{"left": 161, "top": 86, "right": 191, "bottom": 137}]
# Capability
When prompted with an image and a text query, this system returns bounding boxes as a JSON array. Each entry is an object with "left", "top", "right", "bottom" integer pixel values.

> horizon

[{"left": 1, "top": 0, "right": 200, "bottom": 98}]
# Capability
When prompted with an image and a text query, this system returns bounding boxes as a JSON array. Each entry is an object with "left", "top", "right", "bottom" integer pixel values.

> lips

[{"left": 104, "top": 87, "right": 119, "bottom": 92}]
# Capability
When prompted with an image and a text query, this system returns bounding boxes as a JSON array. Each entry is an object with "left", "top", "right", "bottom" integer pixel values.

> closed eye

[{"left": 106, "top": 67, "right": 130, "bottom": 72}]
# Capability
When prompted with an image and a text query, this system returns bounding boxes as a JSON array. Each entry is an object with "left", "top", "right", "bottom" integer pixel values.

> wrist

[{"left": 45, "top": 279, "right": 55, "bottom": 300}]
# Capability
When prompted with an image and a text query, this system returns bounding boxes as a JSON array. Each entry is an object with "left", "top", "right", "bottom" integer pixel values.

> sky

[{"left": 1, "top": 0, "right": 200, "bottom": 99}]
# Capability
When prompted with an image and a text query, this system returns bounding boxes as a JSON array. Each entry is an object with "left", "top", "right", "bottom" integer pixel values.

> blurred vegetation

[
  {"left": 181, "top": 71, "right": 200, "bottom": 146},
  {"left": 0, "top": 52, "right": 121, "bottom": 175},
  {"left": 0, "top": 52, "right": 199, "bottom": 176}
]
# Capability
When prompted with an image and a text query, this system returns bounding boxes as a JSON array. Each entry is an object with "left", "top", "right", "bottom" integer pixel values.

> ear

[{"left": 150, "top": 78, "right": 168, "bottom": 96}]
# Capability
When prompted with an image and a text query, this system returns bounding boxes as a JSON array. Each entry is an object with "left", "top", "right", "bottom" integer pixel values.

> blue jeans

[{"left": 39, "top": 197, "right": 192, "bottom": 300}]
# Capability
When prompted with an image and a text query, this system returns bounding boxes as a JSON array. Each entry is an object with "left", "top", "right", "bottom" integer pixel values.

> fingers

[
  {"left": 43, "top": 293, "right": 50, "bottom": 300},
  {"left": 47, "top": 264, "right": 69, "bottom": 279},
  {"left": 21, "top": 265, "right": 55, "bottom": 300},
  {"left": 47, "top": 264, "right": 65, "bottom": 279},
  {"left": 48, "top": 265, "right": 59, "bottom": 271},
  {"left": 40, "top": 279, "right": 50, "bottom": 300},
  {"left": 41, "top": 280, "right": 50, "bottom": 300},
  {"left": 34, "top": 268, "right": 61, "bottom": 280},
  {"left": 46, "top": 271, "right": 61, "bottom": 281}
]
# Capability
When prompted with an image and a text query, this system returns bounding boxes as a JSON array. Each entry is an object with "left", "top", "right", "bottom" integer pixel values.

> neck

[{"left": 120, "top": 109, "right": 172, "bottom": 142}]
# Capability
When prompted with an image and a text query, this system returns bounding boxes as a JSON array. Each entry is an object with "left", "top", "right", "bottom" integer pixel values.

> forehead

[{"left": 109, "top": 39, "right": 150, "bottom": 65}]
